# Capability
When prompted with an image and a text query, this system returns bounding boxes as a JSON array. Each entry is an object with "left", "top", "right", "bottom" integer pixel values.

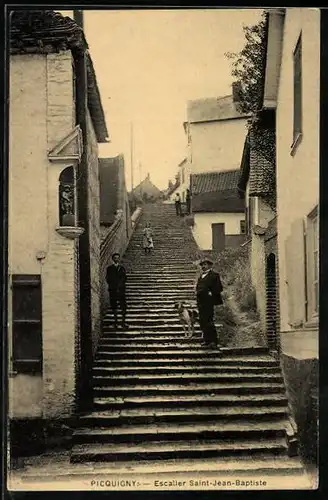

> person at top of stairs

[
  {"left": 142, "top": 222, "right": 154, "bottom": 254},
  {"left": 196, "top": 257, "right": 223, "bottom": 350},
  {"left": 174, "top": 193, "right": 182, "bottom": 216},
  {"left": 106, "top": 252, "right": 129, "bottom": 330}
]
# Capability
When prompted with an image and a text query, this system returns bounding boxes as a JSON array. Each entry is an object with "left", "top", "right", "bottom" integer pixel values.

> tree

[
  {"left": 226, "top": 12, "right": 276, "bottom": 211},
  {"left": 225, "top": 11, "right": 267, "bottom": 118}
]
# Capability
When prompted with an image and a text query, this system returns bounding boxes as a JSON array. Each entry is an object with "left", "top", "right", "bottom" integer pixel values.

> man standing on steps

[
  {"left": 174, "top": 193, "right": 182, "bottom": 216},
  {"left": 106, "top": 252, "right": 128, "bottom": 329},
  {"left": 196, "top": 257, "right": 223, "bottom": 349}
]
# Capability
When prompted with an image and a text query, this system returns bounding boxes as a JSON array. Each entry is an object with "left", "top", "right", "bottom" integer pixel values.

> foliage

[
  {"left": 225, "top": 11, "right": 267, "bottom": 121},
  {"left": 204, "top": 246, "right": 264, "bottom": 346}
]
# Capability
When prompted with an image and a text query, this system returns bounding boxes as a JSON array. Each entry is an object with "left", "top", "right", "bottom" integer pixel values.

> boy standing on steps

[
  {"left": 196, "top": 257, "right": 223, "bottom": 349},
  {"left": 106, "top": 252, "right": 128, "bottom": 329}
]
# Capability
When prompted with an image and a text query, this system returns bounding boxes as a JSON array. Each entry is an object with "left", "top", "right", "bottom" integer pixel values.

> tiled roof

[
  {"left": 248, "top": 128, "right": 276, "bottom": 197},
  {"left": 238, "top": 127, "right": 276, "bottom": 198},
  {"left": 192, "top": 189, "right": 244, "bottom": 213},
  {"left": 10, "top": 10, "right": 108, "bottom": 143},
  {"left": 187, "top": 95, "right": 250, "bottom": 123},
  {"left": 191, "top": 170, "right": 244, "bottom": 213},
  {"left": 191, "top": 170, "right": 241, "bottom": 194},
  {"left": 99, "top": 157, "right": 120, "bottom": 225}
]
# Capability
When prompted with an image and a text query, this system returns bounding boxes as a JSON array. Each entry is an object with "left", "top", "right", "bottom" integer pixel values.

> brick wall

[{"left": 86, "top": 110, "right": 101, "bottom": 356}]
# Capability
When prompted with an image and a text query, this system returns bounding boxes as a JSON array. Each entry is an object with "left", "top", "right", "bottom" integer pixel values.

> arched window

[{"left": 59, "top": 166, "right": 75, "bottom": 226}]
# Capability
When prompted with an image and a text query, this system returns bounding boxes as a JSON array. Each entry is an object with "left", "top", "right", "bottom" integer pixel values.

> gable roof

[
  {"left": 191, "top": 170, "right": 244, "bottom": 213},
  {"left": 187, "top": 95, "right": 250, "bottom": 124},
  {"left": 10, "top": 9, "right": 109, "bottom": 143},
  {"left": 132, "top": 175, "right": 163, "bottom": 198}
]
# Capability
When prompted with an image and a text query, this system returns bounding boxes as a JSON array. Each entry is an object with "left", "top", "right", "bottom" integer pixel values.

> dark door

[
  {"left": 212, "top": 223, "right": 225, "bottom": 252},
  {"left": 266, "top": 253, "right": 278, "bottom": 350}
]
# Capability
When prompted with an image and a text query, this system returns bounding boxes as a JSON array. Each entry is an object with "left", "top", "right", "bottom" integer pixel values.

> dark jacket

[
  {"left": 196, "top": 269, "right": 223, "bottom": 306},
  {"left": 106, "top": 264, "right": 127, "bottom": 293}
]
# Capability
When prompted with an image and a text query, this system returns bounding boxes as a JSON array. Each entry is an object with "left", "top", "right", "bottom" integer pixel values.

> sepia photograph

[{"left": 5, "top": 6, "right": 319, "bottom": 492}]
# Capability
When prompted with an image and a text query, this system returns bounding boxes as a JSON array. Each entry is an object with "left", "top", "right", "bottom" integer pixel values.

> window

[
  {"left": 306, "top": 206, "right": 319, "bottom": 319},
  {"left": 293, "top": 34, "right": 302, "bottom": 144},
  {"left": 12, "top": 275, "right": 42, "bottom": 373},
  {"left": 240, "top": 220, "right": 246, "bottom": 234}
]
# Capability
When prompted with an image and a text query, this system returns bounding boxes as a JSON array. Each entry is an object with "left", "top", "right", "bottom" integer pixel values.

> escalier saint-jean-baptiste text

[{"left": 90, "top": 478, "right": 268, "bottom": 489}]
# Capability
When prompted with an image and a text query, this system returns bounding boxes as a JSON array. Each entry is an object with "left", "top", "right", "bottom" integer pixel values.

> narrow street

[{"left": 8, "top": 204, "right": 312, "bottom": 489}]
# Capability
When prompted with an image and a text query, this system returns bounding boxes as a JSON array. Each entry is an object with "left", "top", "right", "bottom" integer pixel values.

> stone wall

[
  {"left": 86, "top": 109, "right": 101, "bottom": 355},
  {"left": 281, "top": 354, "right": 318, "bottom": 463},
  {"left": 9, "top": 50, "right": 79, "bottom": 420}
]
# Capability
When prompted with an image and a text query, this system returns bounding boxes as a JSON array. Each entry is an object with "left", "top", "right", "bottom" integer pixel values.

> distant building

[
  {"left": 184, "top": 86, "right": 248, "bottom": 251},
  {"left": 8, "top": 9, "right": 108, "bottom": 452},
  {"left": 131, "top": 173, "right": 163, "bottom": 203},
  {"left": 184, "top": 87, "right": 250, "bottom": 175},
  {"left": 191, "top": 170, "right": 245, "bottom": 251}
]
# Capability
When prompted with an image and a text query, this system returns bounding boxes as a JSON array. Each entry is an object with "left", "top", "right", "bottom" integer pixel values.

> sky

[{"left": 60, "top": 9, "right": 262, "bottom": 191}]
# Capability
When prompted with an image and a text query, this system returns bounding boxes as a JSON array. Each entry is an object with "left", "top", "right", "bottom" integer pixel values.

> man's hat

[{"left": 199, "top": 257, "right": 214, "bottom": 265}]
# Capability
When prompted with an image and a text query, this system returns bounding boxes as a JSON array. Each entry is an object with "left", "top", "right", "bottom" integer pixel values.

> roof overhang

[{"left": 262, "top": 9, "right": 285, "bottom": 110}]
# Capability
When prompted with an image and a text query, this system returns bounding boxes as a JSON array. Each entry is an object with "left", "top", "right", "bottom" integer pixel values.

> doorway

[
  {"left": 266, "top": 253, "right": 277, "bottom": 350},
  {"left": 212, "top": 223, "right": 225, "bottom": 252}
]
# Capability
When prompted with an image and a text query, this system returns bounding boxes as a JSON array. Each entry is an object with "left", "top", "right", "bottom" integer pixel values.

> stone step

[
  {"left": 76, "top": 406, "right": 288, "bottom": 428},
  {"left": 104, "top": 302, "right": 196, "bottom": 312},
  {"left": 103, "top": 311, "right": 193, "bottom": 317},
  {"left": 93, "top": 393, "right": 288, "bottom": 410},
  {"left": 94, "top": 355, "right": 278, "bottom": 367},
  {"left": 100, "top": 332, "right": 197, "bottom": 340},
  {"left": 72, "top": 420, "right": 288, "bottom": 444},
  {"left": 71, "top": 437, "right": 289, "bottom": 463},
  {"left": 93, "top": 373, "right": 284, "bottom": 387},
  {"left": 96, "top": 346, "right": 269, "bottom": 357},
  {"left": 125, "top": 285, "right": 195, "bottom": 290},
  {"left": 102, "top": 318, "right": 191, "bottom": 326},
  {"left": 93, "top": 365, "right": 281, "bottom": 376},
  {"left": 67, "top": 454, "right": 305, "bottom": 476},
  {"left": 126, "top": 271, "right": 197, "bottom": 276},
  {"left": 96, "top": 342, "right": 235, "bottom": 352},
  {"left": 126, "top": 278, "right": 195, "bottom": 283},
  {"left": 93, "top": 382, "right": 285, "bottom": 397},
  {"left": 100, "top": 327, "right": 206, "bottom": 334},
  {"left": 99, "top": 336, "right": 203, "bottom": 344}
]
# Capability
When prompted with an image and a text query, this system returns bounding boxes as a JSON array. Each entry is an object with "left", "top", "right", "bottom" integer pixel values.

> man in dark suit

[
  {"left": 106, "top": 252, "right": 128, "bottom": 329},
  {"left": 196, "top": 257, "right": 223, "bottom": 349}
]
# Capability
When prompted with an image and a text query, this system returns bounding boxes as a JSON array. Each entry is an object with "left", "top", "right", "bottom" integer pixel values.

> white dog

[{"left": 174, "top": 301, "right": 199, "bottom": 338}]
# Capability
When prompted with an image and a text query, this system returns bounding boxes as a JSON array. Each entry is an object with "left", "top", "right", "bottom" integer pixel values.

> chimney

[
  {"left": 232, "top": 81, "right": 242, "bottom": 103},
  {"left": 73, "top": 10, "right": 84, "bottom": 30}
]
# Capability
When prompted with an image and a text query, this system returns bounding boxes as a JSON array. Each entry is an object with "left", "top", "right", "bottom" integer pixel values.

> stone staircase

[{"left": 71, "top": 203, "right": 306, "bottom": 480}]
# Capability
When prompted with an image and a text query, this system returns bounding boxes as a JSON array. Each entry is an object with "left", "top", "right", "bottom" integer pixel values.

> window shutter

[{"left": 285, "top": 218, "right": 306, "bottom": 327}]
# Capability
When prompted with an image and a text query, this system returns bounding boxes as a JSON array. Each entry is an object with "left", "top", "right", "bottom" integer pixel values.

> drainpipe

[{"left": 73, "top": 46, "right": 93, "bottom": 413}]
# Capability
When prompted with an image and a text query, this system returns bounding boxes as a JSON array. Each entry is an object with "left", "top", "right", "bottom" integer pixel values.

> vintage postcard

[{"left": 5, "top": 6, "right": 319, "bottom": 493}]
